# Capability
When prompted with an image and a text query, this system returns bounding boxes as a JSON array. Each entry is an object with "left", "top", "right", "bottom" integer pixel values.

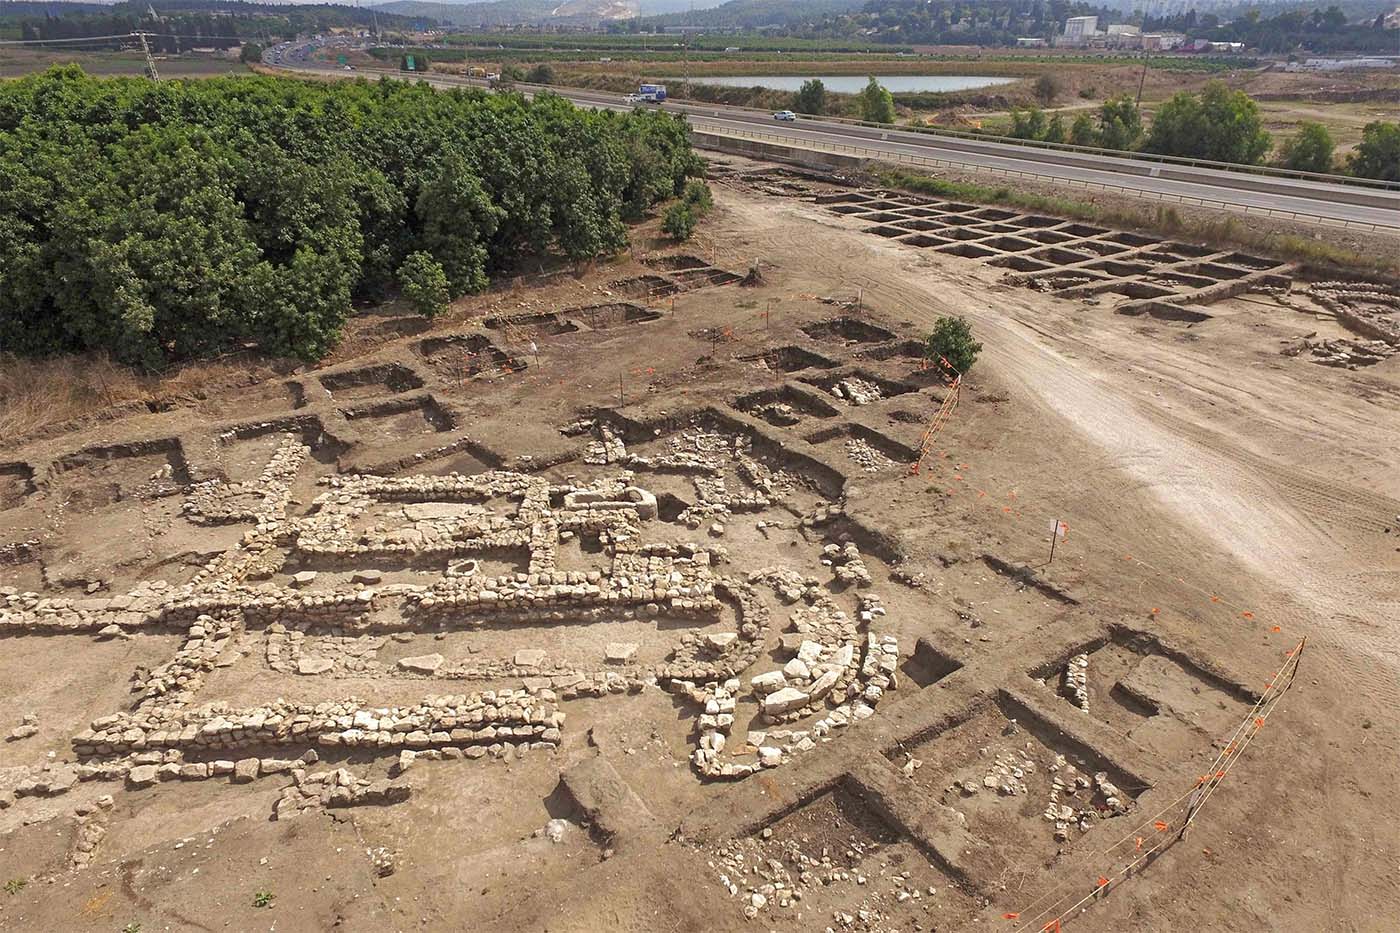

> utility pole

[
  {"left": 136, "top": 31, "right": 160, "bottom": 82},
  {"left": 1134, "top": 55, "right": 1148, "bottom": 107}
]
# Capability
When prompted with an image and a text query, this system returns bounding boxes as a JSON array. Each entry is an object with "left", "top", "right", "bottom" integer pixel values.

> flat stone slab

[
  {"left": 763, "top": 686, "right": 810, "bottom": 715},
  {"left": 398, "top": 653, "right": 445, "bottom": 675},
  {"left": 297, "top": 657, "right": 335, "bottom": 676},
  {"left": 232, "top": 758, "right": 260, "bottom": 784},
  {"left": 605, "top": 642, "right": 638, "bottom": 663},
  {"left": 127, "top": 764, "right": 159, "bottom": 788},
  {"left": 705, "top": 632, "right": 738, "bottom": 650},
  {"left": 514, "top": 649, "right": 547, "bottom": 667},
  {"left": 751, "top": 671, "right": 787, "bottom": 694}
]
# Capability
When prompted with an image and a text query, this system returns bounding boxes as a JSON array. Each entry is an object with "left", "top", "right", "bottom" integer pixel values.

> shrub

[
  {"left": 1097, "top": 96, "right": 1143, "bottom": 151},
  {"left": 1278, "top": 121, "right": 1334, "bottom": 174},
  {"left": 662, "top": 203, "right": 696, "bottom": 241},
  {"left": 398, "top": 252, "right": 450, "bottom": 318},
  {"left": 793, "top": 78, "right": 826, "bottom": 115},
  {"left": 1142, "top": 81, "right": 1271, "bottom": 164},
  {"left": 683, "top": 179, "right": 713, "bottom": 210},
  {"left": 1033, "top": 74, "right": 1060, "bottom": 106},
  {"left": 1009, "top": 107, "right": 1048, "bottom": 140},
  {"left": 1069, "top": 112, "right": 1098, "bottom": 147},
  {"left": 925, "top": 316, "right": 982, "bottom": 377},
  {"left": 1349, "top": 121, "right": 1400, "bottom": 182},
  {"left": 525, "top": 62, "right": 555, "bottom": 85},
  {"left": 858, "top": 76, "right": 896, "bottom": 124},
  {"left": 239, "top": 43, "right": 263, "bottom": 64}
]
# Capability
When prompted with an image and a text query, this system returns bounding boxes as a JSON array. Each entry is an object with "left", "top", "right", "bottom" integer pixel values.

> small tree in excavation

[
  {"left": 1278, "top": 121, "right": 1334, "bottom": 173},
  {"left": 858, "top": 77, "right": 896, "bottom": 124},
  {"left": 662, "top": 202, "right": 695, "bottom": 241},
  {"left": 398, "top": 252, "right": 450, "bottom": 318},
  {"left": 682, "top": 178, "right": 713, "bottom": 211},
  {"left": 793, "top": 79, "right": 826, "bottom": 115},
  {"left": 925, "top": 316, "right": 981, "bottom": 378}
]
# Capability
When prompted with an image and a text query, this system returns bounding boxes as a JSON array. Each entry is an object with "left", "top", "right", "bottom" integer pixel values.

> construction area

[{"left": 1, "top": 152, "right": 1398, "bottom": 933}]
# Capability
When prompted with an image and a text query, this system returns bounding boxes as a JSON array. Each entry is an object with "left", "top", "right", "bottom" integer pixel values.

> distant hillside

[
  {"left": 632, "top": 0, "right": 864, "bottom": 30},
  {"left": 373, "top": 1, "right": 558, "bottom": 27},
  {"left": 0, "top": 1, "right": 430, "bottom": 49},
  {"left": 371, "top": 0, "right": 725, "bottom": 26}
]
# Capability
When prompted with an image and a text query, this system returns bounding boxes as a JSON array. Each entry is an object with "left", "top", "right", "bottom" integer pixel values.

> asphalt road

[{"left": 266, "top": 53, "right": 1400, "bottom": 231}]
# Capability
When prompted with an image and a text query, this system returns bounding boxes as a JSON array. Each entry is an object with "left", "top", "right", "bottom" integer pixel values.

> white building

[{"left": 1063, "top": 16, "right": 1100, "bottom": 44}]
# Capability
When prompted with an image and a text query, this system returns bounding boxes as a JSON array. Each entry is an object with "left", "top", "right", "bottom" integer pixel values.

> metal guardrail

[{"left": 696, "top": 126, "right": 1400, "bottom": 234}]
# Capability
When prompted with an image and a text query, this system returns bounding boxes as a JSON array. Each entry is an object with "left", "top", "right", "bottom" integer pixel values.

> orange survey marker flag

[
  {"left": 1003, "top": 913, "right": 1020, "bottom": 920},
  {"left": 1097, "top": 876, "right": 1110, "bottom": 888},
  {"left": 1154, "top": 820, "right": 1170, "bottom": 832}
]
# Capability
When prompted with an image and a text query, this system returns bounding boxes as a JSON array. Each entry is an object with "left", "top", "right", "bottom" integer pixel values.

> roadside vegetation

[
  {"left": 1000, "top": 80, "right": 1398, "bottom": 178},
  {"left": 0, "top": 67, "right": 701, "bottom": 368}
]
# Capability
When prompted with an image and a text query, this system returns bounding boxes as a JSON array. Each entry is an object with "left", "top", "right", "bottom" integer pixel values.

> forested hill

[
  {"left": 2, "top": 2, "right": 433, "bottom": 49},
  {"left": 0, "top": 69, "right": 702, "bottom": 368}
]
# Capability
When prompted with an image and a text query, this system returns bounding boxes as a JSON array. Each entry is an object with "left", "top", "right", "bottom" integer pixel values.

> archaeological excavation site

[{"left": 1, "top": 153, "right": 1397, "bottom": 933}]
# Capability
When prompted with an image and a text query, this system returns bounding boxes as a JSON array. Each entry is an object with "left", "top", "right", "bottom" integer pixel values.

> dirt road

[{"left": 716, "top": 189, "right": 1400, "bottom": 700}]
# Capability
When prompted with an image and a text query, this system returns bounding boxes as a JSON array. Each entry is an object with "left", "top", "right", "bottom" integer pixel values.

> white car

[
  {"left": 773, "top": 110, "right": 797, "bottom": 121},
  {"left": 624, "top": 93, "right": 645, "bottom": 104}
]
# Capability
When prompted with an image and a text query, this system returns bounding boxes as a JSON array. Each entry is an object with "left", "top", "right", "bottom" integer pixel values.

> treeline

[
  {"left": 4, "top": 1, "right": 428, "bottom": 52},
  {"left": 1003, "top": 81, "right": 1399, "bottom": 180},
  {"left": 1147, "top": 6, "right": 1396, "bottom": 55},
  {"left": 0, "top": 68, "right": 702, "bottom": 367},
  {"left": 646, "top": 0, "right": 1122, "bottom": 46}
]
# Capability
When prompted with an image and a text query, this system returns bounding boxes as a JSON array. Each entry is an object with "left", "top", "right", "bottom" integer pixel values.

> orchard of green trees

[{"left": 0, "top": 67, "right": 702, "bottom": 368}]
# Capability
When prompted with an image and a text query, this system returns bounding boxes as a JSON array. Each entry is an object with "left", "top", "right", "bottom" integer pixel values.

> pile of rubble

[
  {"left": 828, "top": 378, "right": 883, "bottom": 406},
  {"left": 1063, "top": 653, "right": 1090, "bottom": 712},
  {"left": 823, "top": 542, "right": 873, "bottom": 586},
  {"left": 274, "top": 767, "right": 411, "bottom": 819},
  {"left": 708, "top": 830, "right": 946, "bottom": 924},
  {"left": 1042, "top": 755, "right": 1132, "bottom": 842},
  {"left": 844, "top": 438, "right": 894, "bottom": 473},
  {"left": 1282, "top": 336, "right": 1395, "bottom": 369}
]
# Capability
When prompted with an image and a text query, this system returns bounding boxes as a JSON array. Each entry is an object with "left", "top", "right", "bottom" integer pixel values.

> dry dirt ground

[{"left": 2, "top": 154, "right": 1398, "bottom": 933}]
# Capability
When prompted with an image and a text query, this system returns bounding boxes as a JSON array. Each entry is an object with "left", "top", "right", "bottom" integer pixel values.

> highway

[{"left": 265, "top": 46, "right": 1400, "bottom": 232}]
